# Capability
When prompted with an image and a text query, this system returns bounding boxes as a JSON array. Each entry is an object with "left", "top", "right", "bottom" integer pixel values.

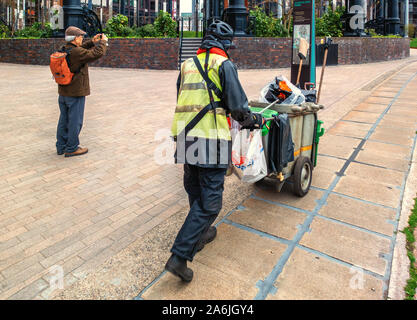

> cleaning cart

[{"left": 249, "top": 101, "right": 325, "bottom": 197}]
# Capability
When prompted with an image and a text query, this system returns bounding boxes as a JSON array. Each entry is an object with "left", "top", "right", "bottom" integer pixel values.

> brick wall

[
  {"left": 332, "top": 37, "right": 410, "bottom": 64},
  {"left": 229, "top": 37, "right": 410, "bottom": 69},
  {"left": 0, "top": 38, "right": 180, "bottom": 70},
  {"left": 90, "top": 38, "right": 179, "bottom": 69},
  {"left": 229, "top": 37, "right": 292, "bottom": 69},
  {"left": 0, "top": 37, "right": 410, "bottom": 70}
]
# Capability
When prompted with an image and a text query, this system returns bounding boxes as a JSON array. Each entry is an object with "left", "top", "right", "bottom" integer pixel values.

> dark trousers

[
  {"left": 171, "top": 164, "right": 227, "bottom": 261},
  {"left": 56, "top": 96, "right": 86, "bottom": 153}
]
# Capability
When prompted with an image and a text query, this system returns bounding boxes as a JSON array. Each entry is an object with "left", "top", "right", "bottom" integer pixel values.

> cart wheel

[{"left": 293, "top": 156, "right": 312, "bottom": 197}]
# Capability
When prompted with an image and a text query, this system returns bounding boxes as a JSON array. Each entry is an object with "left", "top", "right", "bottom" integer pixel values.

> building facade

[
  {"left": 0, "top": 0, "right": 181, "bottom": 30},
  {"left": 408, "top": 0, "right": 417, "bottom": 29},
  {"left": 1, "top": 0, "right": 415, "bottom": 35}
]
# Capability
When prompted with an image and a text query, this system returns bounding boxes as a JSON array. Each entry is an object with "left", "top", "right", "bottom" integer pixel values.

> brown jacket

[{"left": 58, "top": 40, "right": 107, "bottom": 97}]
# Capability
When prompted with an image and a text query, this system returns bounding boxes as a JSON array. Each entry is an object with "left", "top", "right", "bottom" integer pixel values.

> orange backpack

[{"left": 50, "top": 48, "right": 74, "bottom": 85}]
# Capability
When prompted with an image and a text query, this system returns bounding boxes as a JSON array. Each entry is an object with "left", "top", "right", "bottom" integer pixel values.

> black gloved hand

[
  {"left": 241, "top": 113, "right": 264, "bottom": 131},
  {"left": 253, "top": 113, "right": 264, "bottom": 129}
]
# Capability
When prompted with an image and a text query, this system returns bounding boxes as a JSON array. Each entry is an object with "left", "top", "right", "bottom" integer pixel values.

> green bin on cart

[{"left": 247, "top": 102, "right": 325, "bottom": 197}]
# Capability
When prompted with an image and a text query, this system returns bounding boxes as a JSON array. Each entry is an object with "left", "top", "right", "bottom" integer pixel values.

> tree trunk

[
  {"left": 10, "top": 0, "right": 15, "bottom": 33},
  {"left": 285, "top": 0, "right": 293, "bottom": 31},
  {"left": 43, "top": 0, "right": 47, "bottom": 25},
  {"left": 37, "top": 0, "right": 41, "bottom": 23}
]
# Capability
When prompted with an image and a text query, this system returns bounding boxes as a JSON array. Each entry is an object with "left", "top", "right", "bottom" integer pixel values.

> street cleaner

[{"left": 166, "top": 20, "right": 264, "bottom": 282}]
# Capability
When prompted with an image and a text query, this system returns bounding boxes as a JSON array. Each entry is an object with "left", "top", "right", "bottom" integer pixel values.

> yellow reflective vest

[{"left": 172, "top": 52, "right": 232, "bottom": 167}]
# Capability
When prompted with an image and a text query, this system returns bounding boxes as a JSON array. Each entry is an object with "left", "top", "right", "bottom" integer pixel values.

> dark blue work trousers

[
  {"left": 56, "top": 96, "right": 85, "bottom": 154},
  {"left": 171, "top": 164, "right": 227, "bottom": 261}
]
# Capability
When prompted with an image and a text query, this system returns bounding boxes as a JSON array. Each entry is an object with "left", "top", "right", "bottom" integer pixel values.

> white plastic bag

[
  {"left": 231, "top": 128, "right": 267, "bottom": 183},
  {"left": 230, "top": 118, "right": 241, "bottom": 143},
  {"left": 259, "top": 75, "right": 305, "bottom": 105}
]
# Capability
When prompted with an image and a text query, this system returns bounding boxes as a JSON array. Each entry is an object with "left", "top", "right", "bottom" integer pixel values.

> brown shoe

[{"left": 65, "top": 147, "right": 88, "bottom": 158}]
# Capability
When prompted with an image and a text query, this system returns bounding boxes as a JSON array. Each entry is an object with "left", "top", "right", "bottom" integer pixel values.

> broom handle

[
  {"left": 317, "top": 48, "right": 328, "bottom": 104},
  {"left": 296, "top": 59, "right": 303, "bottom": 85}
]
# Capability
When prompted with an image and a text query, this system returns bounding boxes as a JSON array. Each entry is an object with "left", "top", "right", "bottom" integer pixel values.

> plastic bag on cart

[
  {"left": 229, "top": 118, "right": 241, "bottom": 142},
  {"left": 301, "top": 89, "right": 317, "bottom": 103},
  {"left": 267, "top": 113, "right": 295, "bottom": 173},
  {"left": 231, "top": 129, "right": 267, "bottom": 183},
  {"left": 259, "top": 75, "right": 305, "bottom": 105}
]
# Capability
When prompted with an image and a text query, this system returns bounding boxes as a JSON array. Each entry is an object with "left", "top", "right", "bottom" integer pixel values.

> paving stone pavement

[
  {"left": 139, "top": 62, "right": 417, "bottom": 300},
  {"left": 0, "top": 53, "right": 416, "bottom": 300}
]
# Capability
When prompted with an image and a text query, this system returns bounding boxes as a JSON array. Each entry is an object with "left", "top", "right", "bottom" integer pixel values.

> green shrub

[
  {"left": 365, "top": 29, "right": 402, "bottom": 38},
  {"left": 315, "top": 6, "right": 344, "bottom": 37},
  {"left": 104, "top": 12, "right": 176, "bottom": 38},
  {"left": 107, "top": 14, "right": 128, "bottom": 32},
  {"left": 272, "top": 18, "right": 290, "bottom": 37},
  {"left": 0, "top": 23, "right": 11, "bottom": 38},
  {"left": 153, "top": 11, "right": 177, "bottom": 37},
  {"left": 41, "top": 23, "right": 53, "bottom": 38},
  {"left": 14, "top": 22, "right": 52, "bottom": 38},
  {"left": 104, "top": 14, "right": 135, "bottom": 37},
  {"left": 137, "top": 24, "right": 158, "bottom": 37},
  {"left": 367, "top": 28, "right": 378, "bottom": 37},
  {"left": 103, "top": 26, "right": 117, "bottom": 37},
  {"left": 372, "top": 35, "right": 402, "bottom": 38},
  {"left": 402, "top": 197, "right": 417, "bottom": 300},
  {"left": 249, "top": 7, "right": 289, "bottom": 37}
]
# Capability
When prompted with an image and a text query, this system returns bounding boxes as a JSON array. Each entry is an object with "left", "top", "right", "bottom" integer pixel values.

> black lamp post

[
  {"left": 342, "top": 0, "right": 367, "bottom": 37},
  {"left": 386, "top": 0, "right": 400, "bottom": 35},
  {"left": 223, "top": 0, "right": 248, "bottom": 36},
  {"left": 63, "top": 0, "right": 85, "bottom": 30},
  {"left": 376, "top": 0, "right": 385, "bottom": 35},
  {"left": 56, "top": 0, "right": 102, "bottom": 37}
]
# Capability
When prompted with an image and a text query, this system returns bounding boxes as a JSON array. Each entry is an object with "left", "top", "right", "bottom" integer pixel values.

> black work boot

[
  {"left": 165, "top": 254, "right": 193, "bottom": 282},
  {"left": 196, "top": 226, "right": 217, "bottom": 252}
]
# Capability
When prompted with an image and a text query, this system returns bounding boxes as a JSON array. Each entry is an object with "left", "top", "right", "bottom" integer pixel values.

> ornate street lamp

[
  {"left": 223, "top": 0, "right": 248, "bottom": 36},
  {"left": 57, "top": 0, "right": 102, "bottom": 37},
  {"left": 63, "top": 0, "right": 85, "bottom": 29}
]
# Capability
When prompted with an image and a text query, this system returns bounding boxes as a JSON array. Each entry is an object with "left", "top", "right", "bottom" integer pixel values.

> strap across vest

[
  {"left": 192, "top": 56, "right": 223, "bottom": 100},
  {"left": 178, "top": 54, "right": 224, "bottom": 138}
]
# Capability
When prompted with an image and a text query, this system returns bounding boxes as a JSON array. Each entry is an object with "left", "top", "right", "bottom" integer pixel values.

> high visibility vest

[{"left": 171, "top": 52, "right": 231, "bottom": 166}]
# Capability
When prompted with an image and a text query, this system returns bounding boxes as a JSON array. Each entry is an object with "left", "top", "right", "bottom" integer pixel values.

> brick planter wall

[
  {"left": 90, "top": 38, "right": 179, "bottom": 69},
  {"left": 0, "top": 37, "right": 410, "bottom": 70},
  {"left": 229, "top": 37, "right": 292, "bottom": 69},
  {"left": 229, "top": 37, "right": 410, "bottom": 69},
  {"left": 331, "top": 37, "right": 410, "bottom": 64},
  {"left": 0, "top": 38, "right": 180, "bottom": 70}
]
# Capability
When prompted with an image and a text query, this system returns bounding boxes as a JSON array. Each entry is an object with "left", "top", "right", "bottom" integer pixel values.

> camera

[{"left": 98, "top": 33, "right": 108, "bottom": 46}]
